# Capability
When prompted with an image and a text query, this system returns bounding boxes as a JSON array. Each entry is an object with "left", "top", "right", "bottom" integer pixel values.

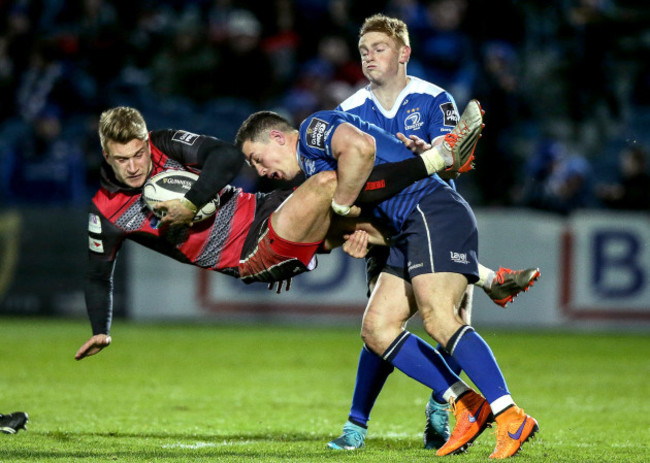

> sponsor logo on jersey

[
  {"left": 301, "top": 157, "right": 317, "bottom": 176},
  {"left": 404, "top": 109, "right": 424, "bottom": 131},
  {"left": 172, "top": 130, "right": 200, "bottom": 145},
  {"left": 450, "top": 251, "right": 469, "bottom": 264},
  {"left": 88, "top": 213, "right": 102, "bottom": 234},
  {"left": 89, "top": 237, "right": 104, "bottom": 253},
  {"left": 306, "top": 117, "right": 329, "bottom": 150},
  {"left": 440, "top": 102, "right": 459, "bottom": 127}
]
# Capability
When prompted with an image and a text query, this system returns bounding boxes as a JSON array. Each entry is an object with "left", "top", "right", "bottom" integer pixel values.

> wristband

[
  {"left": 331, "top": 199, "right": 351, "bottom": 216},
  {"left": 180, "top": 197, "right": 198, "bottom": 214}
]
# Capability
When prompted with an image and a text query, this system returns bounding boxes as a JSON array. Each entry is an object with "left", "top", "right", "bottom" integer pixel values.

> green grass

[{"left": 0, "top": 318, "right": 648, "bottom": 462}]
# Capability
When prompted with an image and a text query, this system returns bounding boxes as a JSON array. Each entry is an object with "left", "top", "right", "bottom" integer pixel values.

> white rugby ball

[{"left": 143, "top": 170, "right": 219, "bottom": 222}]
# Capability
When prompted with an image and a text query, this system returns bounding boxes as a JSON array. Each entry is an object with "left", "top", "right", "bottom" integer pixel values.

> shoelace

[
  {"left": 495, "top": 268, "right": 513, "bottom": 284},
  {"left": 444, "top": 132, "right": 460, "bottom": 147}
]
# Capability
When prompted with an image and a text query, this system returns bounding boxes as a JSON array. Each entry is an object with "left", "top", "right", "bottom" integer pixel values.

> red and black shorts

[{"left": 238, "top": 189, "right": 321, "bottom": 283}]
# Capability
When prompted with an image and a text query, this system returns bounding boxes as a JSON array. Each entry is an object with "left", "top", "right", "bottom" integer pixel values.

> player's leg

[
  {"left": 418, "top": 278, "right": 538, "bottom": 459},
  {"left": 270, "top": 170, "right": 337, "bottom": 244},
  {"left": 327, "top": 343, "right": 394, "bottom": 450},
  {"left": 362, "top": 272, "right": 475, "bottom": 409},
  {"left": 422, "top": 284, "right": 473, "bottom": 449},
  {"left": 328, "top": 248, "right": 394, "bottom": 451},
  {"left": 362, "top": 271, "right": 492, "bottom": 454},
  {"left": 399, "top": 186, "right": 531, "bottom": 456}
]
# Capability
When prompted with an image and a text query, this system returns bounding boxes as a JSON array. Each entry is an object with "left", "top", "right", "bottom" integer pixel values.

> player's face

[
  {"left": 242, "top": 134, "right": 301, "bottom": 181},
  {"left": 359, "top": 32, "right": 404, "bottom": 85},
  {"left": 104, "top": 138, "right": 153, "bottom": 188}
]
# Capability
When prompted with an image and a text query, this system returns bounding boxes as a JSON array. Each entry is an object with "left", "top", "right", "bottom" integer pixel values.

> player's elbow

[{"left": 311, "top": 170, "right": 338, "bottom": 196}]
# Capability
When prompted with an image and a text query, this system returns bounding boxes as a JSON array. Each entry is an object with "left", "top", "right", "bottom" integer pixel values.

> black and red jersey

[{"left": 86, "top": 129, "right": 252, "bottom": 334}]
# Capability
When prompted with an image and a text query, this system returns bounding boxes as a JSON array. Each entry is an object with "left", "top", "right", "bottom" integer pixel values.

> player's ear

[
  {"left": 399, "top": 46, "right": 411, "bottom": 64},
  {"left": 102, "top": 150, "right": 109, "bottom": 161},
  {"left": 270, "top": 129, "right": 286, "bottom": 145}
]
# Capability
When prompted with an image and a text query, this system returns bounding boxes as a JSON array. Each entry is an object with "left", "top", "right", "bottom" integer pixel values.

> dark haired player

[{"left": 235, "top": 102, "right": 538, "bottom": 460}]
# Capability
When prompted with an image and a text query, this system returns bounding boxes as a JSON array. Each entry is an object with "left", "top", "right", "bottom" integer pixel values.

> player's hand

[
  {"left": 268, "top": 278, "right": 292, "bottom": 294},
  {"left": 75, "top": 334, "right": 112, "bottom": 360},
  {"left": 154, "top": 199, "right": 195, "bottom": 227},
  {"left": 346, "top": 205, "right": 362, "bottom": 218},
  {"left": 397, "top": 132, "right": 431, "bottom": 154},
  {"left": 342, "top": 230, "right": 370, "bottom": 258}
]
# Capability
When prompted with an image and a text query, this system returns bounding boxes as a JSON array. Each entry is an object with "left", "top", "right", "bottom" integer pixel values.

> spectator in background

[
  {"left": 519, "top": 139, "right": 596, "bottom": 215},
  {"left": 261, "top": 0, "right": 301, "bottom": 97},
  {"left": 14, "top": 36, "right": 97, "bottom": 122},
  {"left": 212, "top": 9, "right": 273, "bottom": 104},
  {"left": 415, "top": 0, "right": 476, "bottom": 105},
  {"left": 596, "top": 144, "right": 650, "bottom": 211},
  {"left": 472, "top": 41, "right": 529, "bottom": 206},
  {"left": 150, "top": 14, "right": 218, "bottom": 102},
  {"left": 5, "top": 105, "right": 86, "bottom": 204}
]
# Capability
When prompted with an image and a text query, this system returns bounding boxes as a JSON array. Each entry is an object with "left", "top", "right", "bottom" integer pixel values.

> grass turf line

[{"left": 0, "top": 318, "right": 648, "bottom": 462}]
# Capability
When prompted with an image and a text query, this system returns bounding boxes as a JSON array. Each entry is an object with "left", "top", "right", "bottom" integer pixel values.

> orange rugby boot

[{"left": 435, "top": 390, "right": 494, "bottom": 456}]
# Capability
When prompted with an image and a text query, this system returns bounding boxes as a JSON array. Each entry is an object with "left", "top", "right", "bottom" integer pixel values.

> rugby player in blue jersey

[
  {"left": 235, "top": 101, "right": 538, "bottom": 458},
  {"left": 328, "top": 14, "right": 540, "bottom": 454}
]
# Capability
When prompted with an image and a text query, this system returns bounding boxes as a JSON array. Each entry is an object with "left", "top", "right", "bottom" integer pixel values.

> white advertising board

[{"left": 128, "top": 210, "right": 650, "bottom": 329}]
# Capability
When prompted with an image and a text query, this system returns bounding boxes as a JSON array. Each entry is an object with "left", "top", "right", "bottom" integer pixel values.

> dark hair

[{"left": 235, "top": 111, "right": 295, "bottom": 150}]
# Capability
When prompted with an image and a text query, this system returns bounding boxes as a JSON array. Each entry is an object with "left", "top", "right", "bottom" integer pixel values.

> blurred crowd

[{"left": 0, "top": 0, "right": 649, "bottom": 213}]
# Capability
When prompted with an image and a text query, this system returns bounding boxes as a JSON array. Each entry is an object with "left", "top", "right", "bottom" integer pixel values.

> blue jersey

[
  {"left": 336, "top": 76, "right": 459, "bottom": 145},
  {"left": 297, "top": 110, "right": 447, "bottom": 232}
]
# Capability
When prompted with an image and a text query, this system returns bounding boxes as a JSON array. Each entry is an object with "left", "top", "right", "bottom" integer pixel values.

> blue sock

[
  {"left": 437, "top": 343, "right": 462, "bottom": 376},
  {"left": 348, "top": 345, "right": 394, "bottom": 427},
  {"left": 383, "top": 331, "right": 461, "bottom": 403},
  {"left": 446, "top": 326, "right": 510, "bottom": 403}
]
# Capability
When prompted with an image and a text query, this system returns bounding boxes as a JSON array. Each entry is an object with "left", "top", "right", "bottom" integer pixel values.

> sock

[
  {"left": 420, "top": 145, "right": 448, "bottom": 174},
  {"left": 436, "top": 343, "right": 462, "bottom": 376},
  {"left": 348, "top": 345, "right": 394, "bottom": 427},
  {"left": 446, "top": 326, "right": 511, "bottom": 408},
  {"left": 476, "top": 264, "right": 496, "bottom": 289},
  {"left": 383, "top": 331, "right": 468, "bottom": 404}
]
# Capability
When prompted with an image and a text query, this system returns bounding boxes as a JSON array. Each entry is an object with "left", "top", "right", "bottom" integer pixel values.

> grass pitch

[{"left": 0, "top": 318, "right": 648, "bottom": 462}]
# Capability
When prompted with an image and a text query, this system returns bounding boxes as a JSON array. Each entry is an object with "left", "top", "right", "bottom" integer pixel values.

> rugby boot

[
  {"left": 436, "top": 391, "right": 494, "bottom": 456},
  {"left": 0, "top": 412, "right": 28, "bottom": 434},
  {"left": 486, "top": 267, "right": 541, "bottom": 308},
  {"left": 441, "top": 99, "right": 485, "bottom": 175},
  {"left": 489, "top": 405, "right": 539, "bottom": 459},
  {"left": 327, "top": 420, "right": 367, "bottom": 450},
  {"left": 423, "top": 394, "right": 450, "bottom": 449}
]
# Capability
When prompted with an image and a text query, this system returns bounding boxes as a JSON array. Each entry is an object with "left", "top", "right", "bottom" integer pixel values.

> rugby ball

[{"left": 143, "top": 170, "right": 219, "bottom": 222}]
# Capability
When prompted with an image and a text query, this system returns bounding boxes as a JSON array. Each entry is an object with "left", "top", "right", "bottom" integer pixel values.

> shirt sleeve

[
  {"left": 85, "top": 206, "right": 124, "bottom": 335},
  {"left": 427, "top": 92, "right": 459, "bottom": 142},
  {"left": 150, "top": 130, "right": 244, "bottom": 208}
]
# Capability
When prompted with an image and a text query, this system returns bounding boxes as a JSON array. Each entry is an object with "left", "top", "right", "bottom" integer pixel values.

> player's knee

[
  {"left": 421, "top": 313, "right": 450, "bottom": 346},
  {"left": 360, "top": 314, "right": 399, "bottom": 354}
]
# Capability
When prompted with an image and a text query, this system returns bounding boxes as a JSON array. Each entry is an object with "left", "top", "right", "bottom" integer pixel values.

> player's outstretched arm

[{"left": 75, "top": 334, "right": 112, "bottom": 360}]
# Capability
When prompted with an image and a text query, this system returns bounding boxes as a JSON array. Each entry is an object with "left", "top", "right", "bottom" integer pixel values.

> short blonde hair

[
  {"left": 359, "top": 14, "right": 410, "bottom": 49},
  {"left": 98, "top": 106, "right": 149, "bottom": 153}
]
